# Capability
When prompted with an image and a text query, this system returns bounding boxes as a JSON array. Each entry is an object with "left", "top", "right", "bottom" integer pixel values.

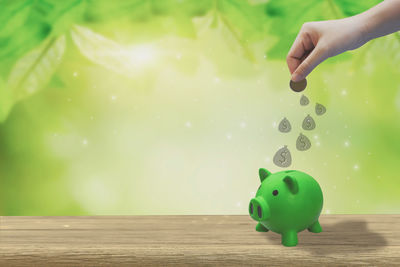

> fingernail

[{"left": 292, "top": 73, "right": 301, "bottom": 82}]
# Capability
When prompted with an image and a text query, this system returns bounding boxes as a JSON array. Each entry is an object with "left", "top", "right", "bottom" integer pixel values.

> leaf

[
  {"left": 0, "top": 0, "right": 33, "bottom": 38},
  {"left": 84, "top": 0, "right": 149, "bottom": 22},
  {"left": 71, "top": 25, "right": 160, "bottom": 77},
  {"left": 333, "top": 0, "right": 384, "bottom": 17},
  {"left": 35, "top": 0, "right": 86, "bottom": 35},
  {"left": 213, "top": 0, "right": 269, "bottom": 61},
  {"left": 71, "top": 25, "right": 132, "bottom": 77},
  {"left": 80, "top": 0, "right": 268, "bottom": 61},
  {"left": 0, "top": 0, "right": 84, "bottom": 78},
  {"left": 0, "top": 23, "right": 52, "bottom": 74},
  {"left": 0, "top": 76, "right": 11, "bottom": 122},
  {"left": 83, "top": 0, "right": 212, "bottom": 22},
  {"left": 264, "top": 0, "right": 382, "bottom": 59},
  {"left": 1, "top": 35, "right": 66, "bottom": 122},
  {"left": 150, "top": 0, "right": 212, "bottom": 17}
]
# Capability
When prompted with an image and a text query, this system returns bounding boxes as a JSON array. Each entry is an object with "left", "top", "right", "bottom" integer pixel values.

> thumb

[{"left": 291, "top": 46, "right": 328, "bottom": 82}]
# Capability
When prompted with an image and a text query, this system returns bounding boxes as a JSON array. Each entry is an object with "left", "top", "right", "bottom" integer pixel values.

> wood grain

[{"left": 0, "top": 215, "right": 399, "bottom": 266}]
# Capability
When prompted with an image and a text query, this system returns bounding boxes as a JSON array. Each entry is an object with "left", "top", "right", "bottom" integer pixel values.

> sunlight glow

[{"left": 125, "top": 45, "right": 157, "bottom": 66}]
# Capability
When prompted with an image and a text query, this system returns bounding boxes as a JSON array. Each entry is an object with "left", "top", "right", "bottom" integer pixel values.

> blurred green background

[{"left": 0, "top": 0, "right": 399, "bottom": 215}]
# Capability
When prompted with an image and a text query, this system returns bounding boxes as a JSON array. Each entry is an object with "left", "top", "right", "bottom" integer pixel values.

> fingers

[
  {"left": 286, "top": 52, "right": 301, "bottom": 75},
  {"left": 287, "top": 30, "right": 315, "bottom": 74},
  {"left": 291, "top": 45, "right": 328, "bottom": 82},
  {"left": 287, "top": 23, "right": 330, "bottom": 81}
]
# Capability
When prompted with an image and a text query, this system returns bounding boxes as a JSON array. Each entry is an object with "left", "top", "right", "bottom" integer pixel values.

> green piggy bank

[{"left": 249, "top": 168, "right": 323, "bottom": 247}]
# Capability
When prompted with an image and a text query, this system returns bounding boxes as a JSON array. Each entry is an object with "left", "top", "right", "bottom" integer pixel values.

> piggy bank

[{"left": 249, "top": 168, "right": 323, "bottom": 247}]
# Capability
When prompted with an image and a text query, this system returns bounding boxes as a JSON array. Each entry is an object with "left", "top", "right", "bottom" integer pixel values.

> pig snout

[{"left": 249, "top": 197, "right": 270, "bottom": 221}]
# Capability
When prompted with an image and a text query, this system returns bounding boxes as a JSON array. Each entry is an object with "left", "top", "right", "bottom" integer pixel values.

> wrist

[
  {"left": 353, "top": 0, "right": 400, "bottom": 42},
  {"left": 352, "top": 13, "right": 374, "bottom": 45}
]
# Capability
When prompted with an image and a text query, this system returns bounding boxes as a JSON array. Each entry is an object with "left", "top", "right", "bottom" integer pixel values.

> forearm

[
  {"left": 358, "top": 0, "right": 400, "bottom": 42},
  {"left": 286, "top": 0, "right": 400, "bottom": 81}
]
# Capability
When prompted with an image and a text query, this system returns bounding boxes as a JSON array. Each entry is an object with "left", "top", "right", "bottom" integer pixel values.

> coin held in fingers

[{"left": 290, "top": 78, "right": 307, "bottom": 92}]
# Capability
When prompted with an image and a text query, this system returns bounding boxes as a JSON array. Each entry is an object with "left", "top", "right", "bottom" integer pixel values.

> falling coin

[
  {"left": 300, "top": 95, "right": 309, "bottom": 106},
  {"left": 273, "top": 145, "right": 292, "bottom": 168},
  {"left": 278, "top": 117, "right": 291, "bottom": 133},
  {"left": 302, "top": 114, "right": 316, "bottom": 130},
  {"left": 290, "top": 78, "right": 307, "bottom": 92},
  {"left": 315, "top": 103, "right": 326, "bottom": 116},
  {"left": 296, "top": 133, "right": 312, "bottom": 151}
]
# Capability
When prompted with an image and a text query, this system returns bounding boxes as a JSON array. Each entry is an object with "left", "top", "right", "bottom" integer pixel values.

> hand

[{"left": 287, "top": 17, "right": 369, "bottom": 82}]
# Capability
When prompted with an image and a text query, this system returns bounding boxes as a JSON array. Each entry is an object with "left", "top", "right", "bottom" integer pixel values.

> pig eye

[{"left": 272, "top": 190, "right": 278, "bottom": 196}]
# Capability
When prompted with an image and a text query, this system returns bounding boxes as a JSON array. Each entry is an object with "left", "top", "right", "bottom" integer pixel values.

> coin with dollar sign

[
  {"left": 300, "top": 95, "right": 309, "bottom": 106},
  {"left": 315, "top": 103, "right": 326, "bottom": 116},
  {"left": 273, "top": 145, "right": 292, "bottom": 168},
  {"left": 296, "top": 133, "right": 312, "bottom": 151},
  {"left": 302, "top": 114, "right": 316, "bottom": 130},
  {"left": 278, "top": 117, "right": 291, "bottom": 133}
]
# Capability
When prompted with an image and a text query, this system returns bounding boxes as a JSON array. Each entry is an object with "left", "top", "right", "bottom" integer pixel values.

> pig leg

[
  {"left": 281, "top": 230, "right": 298, "bottom": 247},
  {"left": 307, "top": 220, "right": 322, "bottom": 233},
  {"left": 255, "top": 222, "right": 269, "bottom": 232}
]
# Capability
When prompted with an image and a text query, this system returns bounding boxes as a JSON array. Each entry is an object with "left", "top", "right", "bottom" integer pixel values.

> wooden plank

[{"left": 0, "top": 215, "right": 399, "bottom": 266}]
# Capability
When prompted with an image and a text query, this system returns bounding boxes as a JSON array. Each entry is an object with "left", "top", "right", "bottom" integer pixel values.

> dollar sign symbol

[
  {"left": 296, "top": 133, "right": 311, "bottom": 151},
  {"left": 273, "top": 145, "right": 292, "bottom": 168},
  {"left": 302, "top": 114, "right": 316, "bottom": 130},
  {"left": 300, "top": 95, "right": 309, "bottom": 106},
  {"left": 279, "top": 151, "right": 287, "bottom": 163},
  {"left": 315, "top": 103, "right": 326, "bottom": 116},
  {"left": 278, "top": 117, "right": 291, "bottom": 133}
]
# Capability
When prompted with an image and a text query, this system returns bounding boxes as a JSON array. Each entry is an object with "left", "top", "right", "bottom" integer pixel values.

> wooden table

[{"left": 0, "top": 215, "right": 399, "bottom": 266}]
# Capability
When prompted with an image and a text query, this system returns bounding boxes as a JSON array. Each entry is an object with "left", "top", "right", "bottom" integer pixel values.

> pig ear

[
  {"left": 283, "top": 175, "right": 299, "bottom": 194},
  {"left": 259, "top": 168, "right": 271, "bottom": 182}
]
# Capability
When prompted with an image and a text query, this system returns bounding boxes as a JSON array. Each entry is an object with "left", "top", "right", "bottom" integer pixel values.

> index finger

[{"left": 286, "top": 32, "right": 314, "bottom": 74}]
